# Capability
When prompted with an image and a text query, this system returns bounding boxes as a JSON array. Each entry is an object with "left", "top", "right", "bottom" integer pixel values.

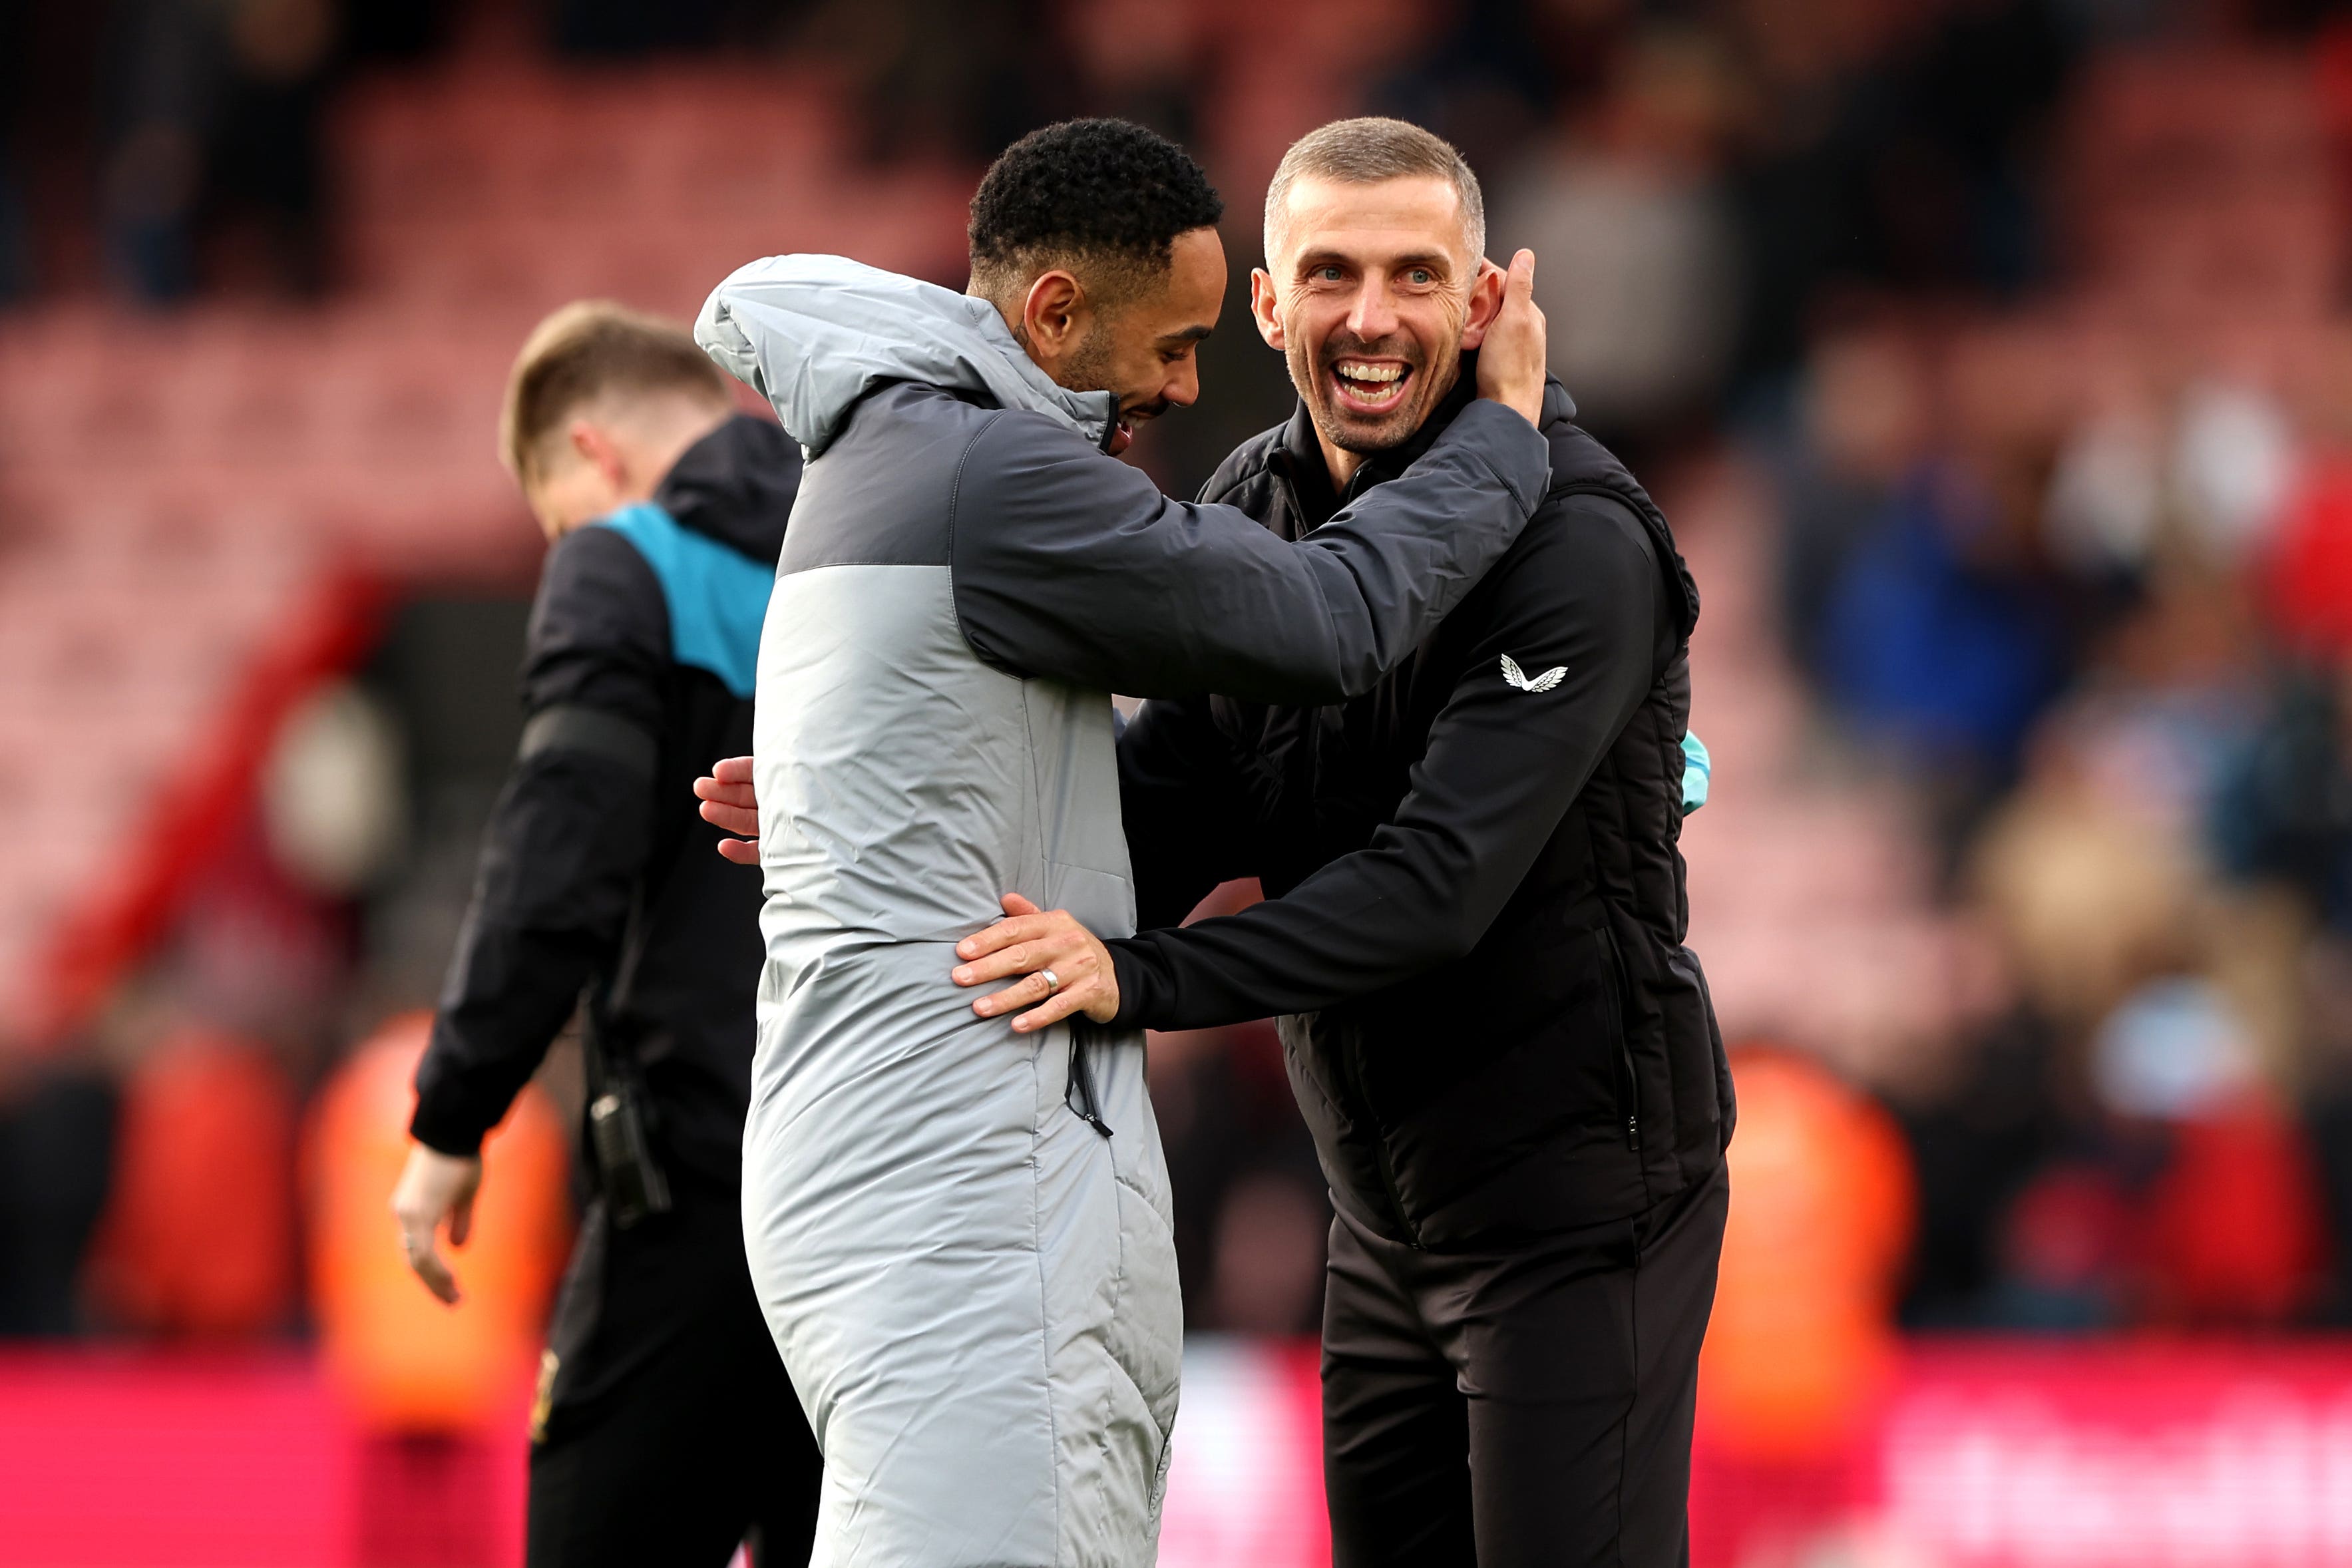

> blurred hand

[
  {"left": 1474, "top": 250, "right": 1546, "bottom": 427},
  {"left": 952, "top": 894, "right": 1121, "bottom": 1032},
  {"left": 694, "top": 755, "right": 760, "bottom": 865},
  {"left": 390, "top": 1143, "right": 482, "bottom": 1306}
]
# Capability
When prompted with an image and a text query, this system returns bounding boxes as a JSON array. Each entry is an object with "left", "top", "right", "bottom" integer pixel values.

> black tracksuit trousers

[
  {"left": 526, "top": 1172, "right": 821, "bottom": 1568},
  {"left": 1322, "top": 1161, "right": 1729, "bottom": 1568}
]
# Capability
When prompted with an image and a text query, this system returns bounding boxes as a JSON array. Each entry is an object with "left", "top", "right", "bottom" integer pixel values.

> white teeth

[{"left": 1336, "top": 363, "right": 1404, "bottom": 384}]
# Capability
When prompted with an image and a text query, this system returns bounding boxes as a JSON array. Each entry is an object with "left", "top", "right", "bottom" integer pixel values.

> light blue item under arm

[{"left": 1682, "top": 730, "right": 1711, "bottom": 813}]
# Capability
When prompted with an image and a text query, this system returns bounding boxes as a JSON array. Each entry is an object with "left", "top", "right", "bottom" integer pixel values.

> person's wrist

[
  {"left": 1102, "top": 942, "right": 1145, "bottom": 1032},
  {"left": 405, "top": 1113, "right": 486, "bottom": 1162}
]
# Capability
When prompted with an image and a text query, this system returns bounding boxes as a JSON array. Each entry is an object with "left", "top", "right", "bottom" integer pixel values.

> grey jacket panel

[
  {"left": 778, "top": 382, "right": 967, "bottom": 572},
  {"left": 695, "top": 253, "right": 1117, "bottom": 455},
  {"left": 950, "top": 398, "right": 1549, "bottom": 703}
]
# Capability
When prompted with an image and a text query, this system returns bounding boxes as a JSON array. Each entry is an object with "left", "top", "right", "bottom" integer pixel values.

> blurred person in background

[
  {"left": 100, "top": 0, "right": 338, "bottom": 301},
  {"left": 690, "top": 117, "right": 1551, "bottom": 1568},
  {"left": 1817, "top": 332, "right": 2084, "bottom": 852},
  {"left": 1497, "top": 23, "right": 1740, "bottom": 457},
  {"left": 805, "top": 0, "right": 1063, "bottom": 163},
  {"left": 0, "top": 0, "right": 31, "bottom": 301},
  {"left": 0, "top": 1064, "right": 118, "bottom": 1334},
  {"left": 390, "top": 301, "right": 819, "bottom": 1568},
  {"left": 1769, "top": 319, "right": 1933, "bottom": 685},
  {"left": 709, "top": 116, "right": 1722, "bottom": 1567},
  {"left": 1720, "top": 0, "right": 2076, "bottom": 397}
]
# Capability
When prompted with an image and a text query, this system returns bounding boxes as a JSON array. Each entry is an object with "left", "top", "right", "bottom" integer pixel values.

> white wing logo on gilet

[{"left": 1499, "top": 654, "right": 1567, "bottom": 693}]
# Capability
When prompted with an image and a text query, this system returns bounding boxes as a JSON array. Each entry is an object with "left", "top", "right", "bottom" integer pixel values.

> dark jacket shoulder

[
  {"left": 1197, "top": 419, "right": 1292, "bottom": 509},
  {"left": 656, "top": 413, "right": 800, "bottom": 565},
  {"left": 525, "top": 526, "right": 670, "bottom": 728},
  {"left": 1532, "top": 387, "right": 1700, "bottom": 644}
]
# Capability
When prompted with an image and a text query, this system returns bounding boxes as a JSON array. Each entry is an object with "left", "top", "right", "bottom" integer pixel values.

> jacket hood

[
  {"left": 655, "top": 413, "right": 799, "bottom": 565},
  {"left": 695, "top": 254, "right": 1119, "bottom": 457}
]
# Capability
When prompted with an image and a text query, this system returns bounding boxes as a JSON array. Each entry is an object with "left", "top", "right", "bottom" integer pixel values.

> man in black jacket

[
  {"left": 943, "top": 119, "right": 1732, "bottom": 1565},
  {"left": 391, "top": 301, "right": 819, "bottom": 1568}
]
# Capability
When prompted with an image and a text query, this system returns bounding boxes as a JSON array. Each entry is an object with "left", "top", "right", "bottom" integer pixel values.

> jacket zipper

[
  {"left": 1066, "top": 1027, "right": 1113, "bottom": 1139},
  {"left": 1603, "top": 927, "right": 1641, "bottom": 1152}
]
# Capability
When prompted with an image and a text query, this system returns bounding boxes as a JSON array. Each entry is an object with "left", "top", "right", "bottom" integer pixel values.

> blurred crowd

[{"left": 7, "top": 0, "right": 2352, "bottom": 1356}]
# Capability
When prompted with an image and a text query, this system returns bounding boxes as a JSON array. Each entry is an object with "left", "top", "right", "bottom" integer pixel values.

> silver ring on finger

[{"left": 1040, "top": 968, "right": 1062, "bottom": 995}]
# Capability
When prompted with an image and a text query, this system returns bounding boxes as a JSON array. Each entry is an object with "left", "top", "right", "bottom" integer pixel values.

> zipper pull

[
  {"left": 1626, "top": 1115, "right": 1641, "bottom": 1151},
  {"left": 1066, "top": 1034, "right": 1115, "bottom": 1139}
]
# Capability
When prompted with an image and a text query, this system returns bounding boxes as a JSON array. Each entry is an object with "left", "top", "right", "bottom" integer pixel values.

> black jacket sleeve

[
  {"left": 949, "top": 399, "right": 1549, "bottom": 702},
  {"left": 1103, "top": 492, "right": 1665, "bottom": 1031},
  {"left": 408, "top": 527, "right": 669, "bottom": 1157},
  {"left": 1117, "top": 694, "right": 1265, "bottom": 932}
]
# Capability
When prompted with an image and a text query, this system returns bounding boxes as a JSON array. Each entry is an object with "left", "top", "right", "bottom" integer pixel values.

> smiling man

[
  {"left": 691, "top": 120, "right": 1553, "bottom": 1568},
  {"left": 945, "top": 118, "right": 1733, "bottom": 1566}
]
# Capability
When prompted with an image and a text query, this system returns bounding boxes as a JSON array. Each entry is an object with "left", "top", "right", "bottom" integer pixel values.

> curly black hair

[{"left": 968, "top": 119, "right": 1225, "bottom": 302}]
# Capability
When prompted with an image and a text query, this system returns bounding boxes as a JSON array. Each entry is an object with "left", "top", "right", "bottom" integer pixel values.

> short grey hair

[{"left": 1263, "top": 118, "right": 1486, "bottom": 268}]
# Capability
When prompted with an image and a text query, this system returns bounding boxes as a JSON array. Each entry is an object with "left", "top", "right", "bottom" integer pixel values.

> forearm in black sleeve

[
  {"left": 408, "top": 526, "right": 669, "bottom": 1156},
  {"left": 1103, "top": 494, "right": 1663, "bottom": 1031},
  {"left": 1119, "top": 695, "right": 1263, "bottom": 932},
  {"left": 410, "top": 745, "right": 656, "bottom": 1154},
  {"left": 951, "top": 399, "right": 1549, "bottom": 703}
]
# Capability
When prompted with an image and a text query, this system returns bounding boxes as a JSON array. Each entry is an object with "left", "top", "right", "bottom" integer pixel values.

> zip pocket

[
  {"left": 1066, "top": 1026, "right": 1114, "bottom": 1139},
  {"left": 1599, "top": 928, "right": 1639, "bottom": 1151}
]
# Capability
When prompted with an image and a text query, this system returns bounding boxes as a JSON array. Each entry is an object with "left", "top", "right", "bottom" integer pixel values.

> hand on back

[
  {"left": 695, "top": 756, "right": 760, "bottom": 865},
  {"left": 952, "top": 894, "right": 1121, "bottom": 1031},
  {"left": 696, "top": 763, "right": 1117, "bottom": 1029}
]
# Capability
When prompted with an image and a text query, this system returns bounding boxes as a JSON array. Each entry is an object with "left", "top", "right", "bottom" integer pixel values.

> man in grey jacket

[{"left": 691, "top": 119, "right": 1549, "bottom": 1567}]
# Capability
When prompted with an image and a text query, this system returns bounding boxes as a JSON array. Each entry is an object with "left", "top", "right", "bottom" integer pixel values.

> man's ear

[
  {"left": 1249, "top": 269, "right": 1285, "bottom": 351},
  {"left": 1020, "top": 270, "right": 1090, "bottom": 366},
  {"left": 567, "top": 418, "right": 628, "bottom": 490},
  {"left": 1457, "top": 259, "right": 1508, "bottom": 351}
]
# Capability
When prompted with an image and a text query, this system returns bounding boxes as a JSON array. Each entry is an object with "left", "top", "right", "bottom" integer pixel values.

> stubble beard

[{"left": 1291, "top": 332, "right": 1464, "bottom": 458}]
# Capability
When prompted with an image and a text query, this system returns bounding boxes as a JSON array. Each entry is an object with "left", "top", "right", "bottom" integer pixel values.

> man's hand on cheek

[
  {"left": 952, "top": 893, "right": 1121, "bottom": 1032},
  {"left": 1473, "top": 249, "right": 1545, "bottom": 426}
]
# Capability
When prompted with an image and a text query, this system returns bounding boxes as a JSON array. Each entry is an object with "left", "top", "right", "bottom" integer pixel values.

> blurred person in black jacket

[{"left": 391, "top": 301, "right": 819, "bottom": 1568}]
